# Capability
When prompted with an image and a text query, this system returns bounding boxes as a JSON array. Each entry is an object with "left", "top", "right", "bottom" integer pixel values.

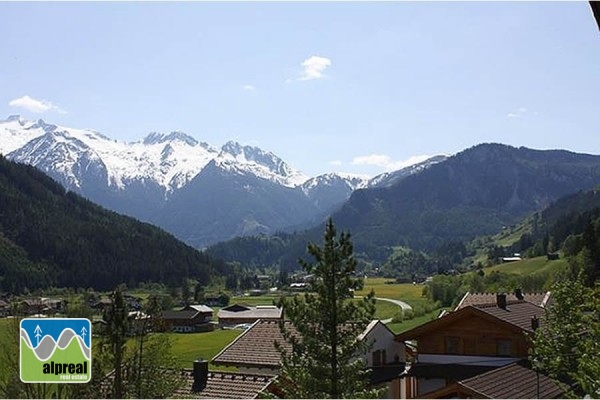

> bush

[
  {"left": 403, "top": 309, "right": 414, "bottom": 320},
  {"left": 391, "top": 310, "right": 404, "bottom": 323}
]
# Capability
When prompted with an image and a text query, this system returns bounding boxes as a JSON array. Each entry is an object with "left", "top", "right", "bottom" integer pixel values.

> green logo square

[{"left": 20, "top": 318, "right": 92, "bottom": 383}]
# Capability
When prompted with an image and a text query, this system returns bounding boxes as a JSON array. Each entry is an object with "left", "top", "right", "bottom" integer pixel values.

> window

[
  {"left": 496, "top": 339, "right": 512, "bottom": 356},
  {"left": 445, "top": 337, "right": 460, "bottom": 354},
  {"left": 372, "top": 350, "right": 382, "bottom": 366}
]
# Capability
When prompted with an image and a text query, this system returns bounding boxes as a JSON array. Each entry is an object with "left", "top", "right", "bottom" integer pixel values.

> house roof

[
  {"left": 406, "top": 363, "right": 497, "bottom": 381},
  {"left": 173, "top": 370, "right": 276, "bottom": 399},
  {"left": 212, "top": 320, "right": 294, "bottom": 369},
  {"left": 419, "top": 362, "right": 567, "bottom": 399},
  {"left": 455, "top": 291, "right": 551, "bottom": 310},
  {"left": 98, "top": 367, "right": 275, "bottom": 399},
  {"left": 217, "top": 305, "right": 282, "bottom": 321},
  {"left": 213, "top": 319, "right": 396, "bottom": 370},
  {"left": 474, "top": 301, "right": 545, "bottom": 332},
  {"left": 185, "top": 304, "right": 213, "bottom": 313},
  {"left": 395, "top": 302, "right": 545, "bottom": 342}
]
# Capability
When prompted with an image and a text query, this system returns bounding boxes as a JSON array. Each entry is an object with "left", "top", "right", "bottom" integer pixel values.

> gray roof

[
  {"left": 186, "top": 305, "right": 214, "bottom": 313},
  {"left": 217, "top": 305, "right": 282, "bottom": 320}
]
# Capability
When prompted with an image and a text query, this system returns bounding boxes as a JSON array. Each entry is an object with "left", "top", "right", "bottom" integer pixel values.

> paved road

[{"left": 356, "top": 296, "right": 412, "bottom": 324}]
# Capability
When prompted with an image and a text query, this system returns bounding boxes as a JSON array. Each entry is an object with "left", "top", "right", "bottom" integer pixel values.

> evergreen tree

[
  {"left": 103, "top": 287, "right": 129, "bottom": 399},
  {"left": 276, "top": 219, "right": 378, "bottom": 398}
]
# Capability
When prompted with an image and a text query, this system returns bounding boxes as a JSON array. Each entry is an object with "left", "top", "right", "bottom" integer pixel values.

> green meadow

[{"left": 483, "top": 255, "right": 567, "bottom": 276}]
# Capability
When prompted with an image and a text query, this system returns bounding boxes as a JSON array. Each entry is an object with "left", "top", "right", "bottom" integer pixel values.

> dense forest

[{"left": 0, "top": 156, "right": 225, "bottom": 293}]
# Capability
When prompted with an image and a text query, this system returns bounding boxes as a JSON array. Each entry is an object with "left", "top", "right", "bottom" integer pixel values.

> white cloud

[
  {"left": 298, "top": 55, "right": 331, "bottom": 81},
  {"left": 329, "top": 160, "right": 342, "bottom": 166},
  {"left": 243, "top": 85, "right": 255, "bottom": 91},
  {"left": 9, "top": 95, "right": 66, "bottom": 114},
  {"left": 351, "top": 154, "right": 431, "bottom": 171},
  {"left": 506, "top": 107, "right": 528, "bottom": 119}
]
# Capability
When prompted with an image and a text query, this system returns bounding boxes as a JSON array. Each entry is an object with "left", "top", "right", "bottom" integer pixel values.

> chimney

[
  {"left": 531, "top": 315, "right": 540, "bottom": 331},
  {"left": 515, "top": 288, "right": 524, "bottom": 300},
  {"left": 192, "top": 359, "right": 209, "bottom": 392},
  {"left": 496, "top": 293, "right": 507, "bottom": 309}
]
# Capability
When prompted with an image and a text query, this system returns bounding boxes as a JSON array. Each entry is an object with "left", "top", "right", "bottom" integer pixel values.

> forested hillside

[
  {"left": 209, "top": 144, "right": 600, "bottom": 268},
  {"left": 0, "top": 156, "right": 219, "bottom": 293}
]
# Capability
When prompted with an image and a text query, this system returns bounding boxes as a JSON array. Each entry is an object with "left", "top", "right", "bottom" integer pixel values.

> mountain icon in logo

[{"left": 20, "top": 318, "right": 91, "bottom": 383}]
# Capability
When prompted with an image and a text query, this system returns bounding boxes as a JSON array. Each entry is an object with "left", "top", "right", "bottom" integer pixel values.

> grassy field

[
  {"left": 483, "top": 256, "right": 567, "bottom": 276},
  {"left": 386, "top": 309, "right": 446, "bottom": 335},
  {"left": 355, "top": 278, "right": 426, "bottom": 302},
  {"left": 162, "top": 329, "right": 242, "bottom": 369}
]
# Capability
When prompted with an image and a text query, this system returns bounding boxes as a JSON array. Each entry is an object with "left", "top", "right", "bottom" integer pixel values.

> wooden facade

[{"left": 415, "top": 313, "right": 530, "bottom": 358}]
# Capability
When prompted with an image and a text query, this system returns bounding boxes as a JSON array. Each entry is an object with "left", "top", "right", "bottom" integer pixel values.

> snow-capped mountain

[
  {"left": 215, "top": 141, "right": 308, "bottom": 188},
  {"left": 301, "top": 173, "right": 370, "bottom": 212},
  {"left": 0, "top": 115, "right": 444, "bottom": 247}
]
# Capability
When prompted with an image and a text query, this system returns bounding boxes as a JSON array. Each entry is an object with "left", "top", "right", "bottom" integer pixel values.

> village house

[
  {"left": 395, "top": 293, "right": 565, "bottom": 398},
  {"left": 212, "top": 319, "right": 406, "bottom": 397},
  {"left": 18, "top": 297, "right": 66, "bottom": 315},
  {"left": 161, "top": 304, "right": 214, "bottom": 333},
  {"left": 217, "top": 304, "right": 282, "bottom": 328}
]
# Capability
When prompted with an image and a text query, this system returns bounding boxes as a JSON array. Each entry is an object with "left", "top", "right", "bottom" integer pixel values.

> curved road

[{"left": 356, "top": 296, "right": 412, "bottom": 324}]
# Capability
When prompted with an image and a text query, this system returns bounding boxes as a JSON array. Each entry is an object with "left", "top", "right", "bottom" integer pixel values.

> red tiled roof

[
  {"left": 173, "top": 370, "right": 276, "bottom": 399},
  {"left": 459, "top": 362, "right": 566, "bottom": 399},
  {"left": 456, "top": 291, "right": 551, "bottom": 310}
]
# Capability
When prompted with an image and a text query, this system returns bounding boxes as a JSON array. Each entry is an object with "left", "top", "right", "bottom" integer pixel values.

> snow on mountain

[
  {"left": 301, "top": 172, "right": 369, "bottom": 194},
  {"left": 0, "top": 116, "right": 52, "bottom": 154},
  {"left": 0, "top": 117, "right": 305, "bottom": 193},
  {"left": 0, "top": 115, "right": 455, "bottom": 248},
  {"left": 214, "top": 141, "right": 308, "bottom": 188}
]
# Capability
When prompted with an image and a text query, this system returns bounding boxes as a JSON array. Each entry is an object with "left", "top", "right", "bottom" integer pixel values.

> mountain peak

[
  {"left": 221, "top": 140, "right": 244, "bottom": 156},
  {"left": 6, "top": 114, "right": 22, "bottom": 122},
  {"left": 143, "top": 131, "right": 198, "bottom": 146},
  {"left": 27, "top": 119, "right": 57, "bottom": 132}
]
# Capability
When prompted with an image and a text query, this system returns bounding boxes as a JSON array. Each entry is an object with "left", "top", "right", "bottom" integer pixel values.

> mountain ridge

[{"left": 0, "top": 115, "right": 444, "bottom": 247}]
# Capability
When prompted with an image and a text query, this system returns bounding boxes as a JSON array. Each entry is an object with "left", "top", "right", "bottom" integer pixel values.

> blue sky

[{"left": 1, "top": 2, "right": 599, "bottom": 177}]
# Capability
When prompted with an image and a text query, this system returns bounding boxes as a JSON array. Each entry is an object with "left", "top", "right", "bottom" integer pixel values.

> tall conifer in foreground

[{"left": 276, "top": 219, "right": 379, "bottom": 398}]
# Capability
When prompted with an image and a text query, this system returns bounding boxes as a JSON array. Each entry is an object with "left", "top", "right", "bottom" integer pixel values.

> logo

[{"left": 20, "top": 318, "right": 91, "bottom": 383}]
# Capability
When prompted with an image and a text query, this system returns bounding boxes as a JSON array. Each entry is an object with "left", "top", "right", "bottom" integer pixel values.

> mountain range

[
  {"left": 0, "top": 115, "right": 445, "bottom": 247},
  {"left": 208, "top": 144, "right": 600, "bottom": 266}
]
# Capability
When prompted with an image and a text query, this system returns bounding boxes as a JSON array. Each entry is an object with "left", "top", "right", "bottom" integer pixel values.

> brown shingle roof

[
  {"left": 212, "top": 320, "right": 295, "bottom": 369},
  {"left": 456, "top": 291, "right": 551, "bottom": 310},
  {"left": 396, "top": 302, "right": 545, "bottom": 342},
  {"left": 474, "top": 301, "right": 545, "bottom": 333},
  {"left": 173, "top": 370, "right": 275, "bottom": 399},
  {"left": 99, "top": 367, "right": 275, "bottom": 399},
  {"left": 459, "top": 362, "right": 566, "bottom": 399}
]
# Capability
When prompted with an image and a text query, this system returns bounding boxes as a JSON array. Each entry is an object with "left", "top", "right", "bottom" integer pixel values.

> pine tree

[
  {"left": 276, "top": 219, "right": 378, "bottom": 398},
  {"left": 103, "top": 287, "right": 129, "bottom": 399}
]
